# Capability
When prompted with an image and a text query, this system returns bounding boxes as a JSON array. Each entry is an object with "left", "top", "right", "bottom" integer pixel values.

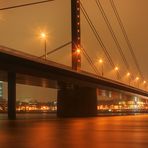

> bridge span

[{"left": 0, "top": 46, "right": 148, "bottom": 119}]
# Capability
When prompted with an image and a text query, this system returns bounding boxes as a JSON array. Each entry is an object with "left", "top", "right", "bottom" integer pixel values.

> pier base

[
  {"left": 57, "top": 84, "right": 97, "bottom": 117},
  {"left": 8, "top": 72, "right": 16, "bottom": 120}
]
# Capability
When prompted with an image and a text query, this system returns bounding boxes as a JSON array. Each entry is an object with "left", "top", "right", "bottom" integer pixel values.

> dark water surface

[{"left": 0, "top": 114, "right": 148, "bottom": 148}]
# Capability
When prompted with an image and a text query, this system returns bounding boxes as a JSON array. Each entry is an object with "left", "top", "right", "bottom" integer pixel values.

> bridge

[{"left": 0, "top": 0, "right": 148, "bottom": 119}]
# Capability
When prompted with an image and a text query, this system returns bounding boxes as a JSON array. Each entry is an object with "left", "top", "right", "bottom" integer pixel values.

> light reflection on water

[{"left": 0, "top": 114, "right": 148, "bottom": 148}]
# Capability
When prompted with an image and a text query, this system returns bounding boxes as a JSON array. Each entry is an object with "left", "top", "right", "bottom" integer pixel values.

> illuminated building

[{"left": 97, "top": 89, "right": 148, "bottom": 112}]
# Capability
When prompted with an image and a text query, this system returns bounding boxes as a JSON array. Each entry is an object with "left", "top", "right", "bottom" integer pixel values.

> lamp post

[
  {"left": 143, "top": 80, "right": 146, "bottom": 90},
  {"left": 99, "top": 59, "right": 103, "bottom": 76},
  {"left": 127, "top": 72, "right": 131, "bottom": 85},
  {"left": 115, "top": 66, "right": 119, "bottom": 71},
  {"left": 135, "top": 77, "right": 139, "bottom": 88},
  {"left": 114, "top": 66, "right": 119, "bottom": 80},
  {"left": 40, "top": 32, "right": 47, "bottom": 60}
]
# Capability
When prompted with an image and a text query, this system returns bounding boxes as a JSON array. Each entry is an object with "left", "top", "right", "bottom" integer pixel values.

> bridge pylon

[
  {"left": 71, "top": 0, "right": 81, "bottom": 71},
  {"left": 57, "top": 83, "right": 98, "bottom": 117},
  {"left": 56, "top": 0, "right": 97, "bottom": 117},
  {"left": 8, "top": 72, "right": 16, "bottom": 120}
]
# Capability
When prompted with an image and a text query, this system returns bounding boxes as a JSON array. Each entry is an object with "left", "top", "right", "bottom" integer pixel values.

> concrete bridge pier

[
  {"left": 8, "top": 72, "right": 16, "bottom": 120},
  {"left": 57, "top": 83, "right": 98, "bottom": 117}
]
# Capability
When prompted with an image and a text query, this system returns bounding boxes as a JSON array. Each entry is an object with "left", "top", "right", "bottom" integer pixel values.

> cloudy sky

[{"left": 0, "top": 0, "right": 148, "bottom": 100}]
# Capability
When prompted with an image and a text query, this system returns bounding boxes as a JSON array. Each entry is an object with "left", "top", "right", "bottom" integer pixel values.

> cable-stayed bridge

[{"left": 0, "top": 0, "right": 148, "bottom": 119}]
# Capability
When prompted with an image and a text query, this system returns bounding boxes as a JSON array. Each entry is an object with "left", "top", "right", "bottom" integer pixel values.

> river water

[{"left": 0, "top": 113, "right": 148, "bottom": 148}]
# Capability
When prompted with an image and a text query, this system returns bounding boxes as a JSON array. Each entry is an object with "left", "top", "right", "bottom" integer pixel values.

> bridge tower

[
  {"left": 57, "top": 0, "right": 97, "bottom": 117},
  {"left": 71, "top": 0, "right": 81, "bottom": 71}
]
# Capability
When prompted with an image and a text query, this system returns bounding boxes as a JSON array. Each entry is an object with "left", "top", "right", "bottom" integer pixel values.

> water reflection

[{"left": 0, "top": 114, "right": 148, "bottom": 147}]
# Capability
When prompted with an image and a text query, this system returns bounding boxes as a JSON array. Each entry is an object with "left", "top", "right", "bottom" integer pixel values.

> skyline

[
  {"left": 0, "top": 0, "right": 148, "bottom": 99},
  {"left": 2, "top": 82, "right": 57, "bottom": 101}
]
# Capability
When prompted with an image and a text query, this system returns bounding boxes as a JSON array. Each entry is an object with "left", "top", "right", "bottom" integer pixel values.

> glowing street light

[
  {"left": 114, "top": 66, "right": 119, "bottom": 80},
  {"left": 99, "top": 59, "right": 103, "bottom": 76},
  {"left": 40, "top": 32, "right": 46, "bottom": 39},
  {"left": 127, "top": 72, "right": 130, "bottom": 76},
  {"left": 40, "top": 32, "right": 47, "bottom": 60},
  {"left": 127, "top": 72, "right": 131, "bottom": 85},
  {"left": 99, "top": 59, "right": 103, "bottom": 64},
  {"left": 135, "top": 77, "right": 140, "bottom": 88},
  {"left": 136, "top": 77, "right": 139, "bottom": 81},
  {"left": 115, "top": 66, "right": 119, "bottom": 71},
  {"left": 143, "top": 81, "right": 147, "bottom": 90}
]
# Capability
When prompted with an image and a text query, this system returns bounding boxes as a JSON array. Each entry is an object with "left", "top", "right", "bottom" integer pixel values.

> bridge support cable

[
  {"left": 72, "top": 42, "right": 100, "bottom": 76},
  {"left": 109, "top": 0, "right": 144, "bottom": 80},
  {"left": 95, "top": 0, "right": 130, "bottom": 72},
  {"left": 81, "top": 46, "right": 101, "bottom": 76},
  {"left": 40, "top": 41, "right": 71, "bottom": 58},
  {"left": 80, "top": 2, "right": 121, "bottom": 80},
  {"left": 0, "top": 0, "right": 54, "bottom": 11}
]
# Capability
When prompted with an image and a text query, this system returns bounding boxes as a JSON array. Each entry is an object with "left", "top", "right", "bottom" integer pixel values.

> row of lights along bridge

[{"left": 39, "top": 31, "right": 147, "bottom": 90}]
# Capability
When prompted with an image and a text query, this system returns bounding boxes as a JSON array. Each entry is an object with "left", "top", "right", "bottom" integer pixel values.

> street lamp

[
  {"left": 143, "top": 80, "right": 146, "bottom": 90},
  {"left": 115, "top": 66, "right": 119, "bottom": 71},
  {"left": 114, "top": 66, "right": 119, "bottom": 80},
  {"left": 99, "top": 59, "right": 103, "bottom": 76},
  {"left": 127, "top": 72, "right": 130, "bottom": 76},
  {"left": 40, "top": 32, "right": 47, "bottom": 60},
  {"left": 135, "top": 77, "right": 139, "bottom": 88},
  {"left": 126, "top": 72, "right": 131, "bottom": 85}
]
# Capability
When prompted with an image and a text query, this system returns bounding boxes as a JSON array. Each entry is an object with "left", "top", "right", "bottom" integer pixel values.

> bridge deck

[{"left": 0, "top": 45, "right": 148, "bottom": 97}]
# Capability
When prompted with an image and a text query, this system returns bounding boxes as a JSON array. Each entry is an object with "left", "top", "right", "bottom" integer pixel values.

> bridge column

[
  {"left": 8, "top": 72, "right": 16, "bottom": 120},
  {"left": 71, "top": 0, "right": 81, "bottom": 71},
  {"left": 57, "top": 83, "right": 98, "bottom": 117}
]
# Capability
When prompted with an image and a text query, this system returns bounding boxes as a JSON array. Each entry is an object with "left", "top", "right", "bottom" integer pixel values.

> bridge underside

[
  {"left": 0, "top": 70, "right": 98, "bottom": 118},
  {"left": 0, "top": 49, "right": 148, "bottom": 119},
  {"left": 0, "top": 70, "right": 58, "bottom": 88},
  {"left": 1, "top": 69, "right": 148, "bottom": 119}
]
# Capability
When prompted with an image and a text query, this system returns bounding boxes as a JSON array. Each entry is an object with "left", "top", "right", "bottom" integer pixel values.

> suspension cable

[
  {"left": 80, "top": 2, "right": 121, "bottom": 79},
  {"left": 40, "top": 41, "right": 71, "bottom": 58},
  {"left": 109, "top": 0, "right": 143, "bottom": 80},
  {"left": 96, "top": 0, "right": 130, "bottom": 72},
  {"left": 0, "top": 0, "right": 54, "bottom": 11},
  {"left": 81, "top": 46, "right": 101, "bottom": 76},
  {"left": 72, "top": 42, "right": 100, "bottom": 75}
]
